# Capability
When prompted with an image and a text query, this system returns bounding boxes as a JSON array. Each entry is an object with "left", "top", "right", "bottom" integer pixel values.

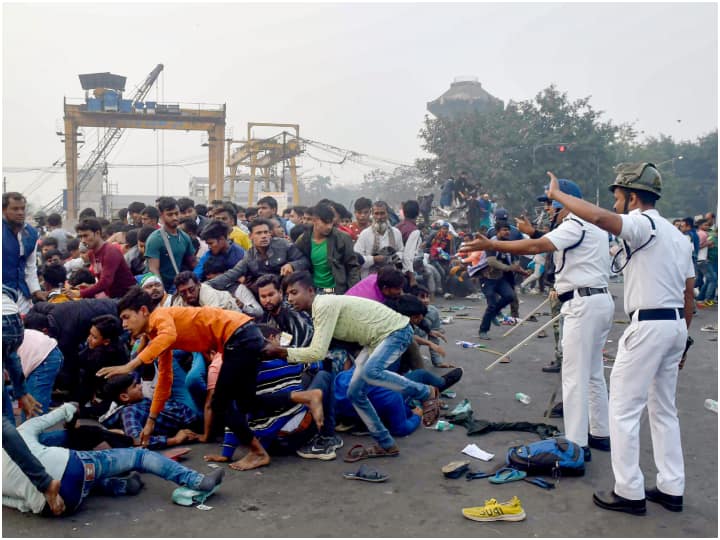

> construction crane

[{"left": 44, "top": 64, "right": 165, "bottom": 214}]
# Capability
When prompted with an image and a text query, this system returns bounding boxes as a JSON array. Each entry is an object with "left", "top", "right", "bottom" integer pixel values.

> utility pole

[{"left": 3, "top": 176, "right": 6, "bottom": 193}]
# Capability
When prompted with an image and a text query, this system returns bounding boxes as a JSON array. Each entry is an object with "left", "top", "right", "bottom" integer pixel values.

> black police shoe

[
  {"left": 549, "top": 401, "right": 564, "bottom": 418},
  {"left": 645, "top": 486, "right": 683, "bottom": 512},
  {"left": 592, "top": 491, "right": 646, "bottom": 515},
  {"left": 542, "top": 361, "right": 561, "bottom": 373},
  {"left": 588, "top": 434, "right": 611, "bottom": 452},
  {"left": 582, "top": 446, "right": 591, "bottom": 462}
]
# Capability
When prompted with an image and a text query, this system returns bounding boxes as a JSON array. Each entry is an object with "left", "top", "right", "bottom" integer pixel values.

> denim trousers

[
  {"left": 62, "top": 447, "right": 206, "bottom": 513},
  {"left": 479, "top": 278, "right": 515, "bottom": 332},
  {"left": 347, "top": 325, "right": 428, "bottom": 449},
  {"left": 306, "top": 370, "right": 336, "bottom": 437},
  {"left": 2, "top": 313, "right": 26, "bottom": 424},
  {"left": 184, "top": 352, "right": 208, "bottom": 412},
  {"left": 697, "top": 260, "right": 718, "bottom": 301},
  {"left": 23, "top": 348, "right": 64, "bottom": 420},
  {"left": 171, "top": 351, "right": 202, "bottom": 417}
]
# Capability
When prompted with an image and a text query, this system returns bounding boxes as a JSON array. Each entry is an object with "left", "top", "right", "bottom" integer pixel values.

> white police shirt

[
  {"left": 544, "top": 213, "right": 610, "bottom": 295},
  {"left": 617, "top": 208, "right": 694, "bottom": 315}
]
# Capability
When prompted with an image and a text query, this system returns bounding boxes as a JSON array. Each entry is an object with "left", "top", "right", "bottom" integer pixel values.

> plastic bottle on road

[
  {"left": 515, "top": 393, "right": 531, "bottom": 405},
  {"left": 704, "top": 399, "right": 718, "bottom": 413},
  {"left": 434, "top": 420, "right": 455, "bottom": 431}
]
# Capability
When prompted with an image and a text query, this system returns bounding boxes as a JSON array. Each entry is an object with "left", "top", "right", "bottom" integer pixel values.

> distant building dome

[{"left": 427, "top": 77, "right": 504, "bottom": 118}]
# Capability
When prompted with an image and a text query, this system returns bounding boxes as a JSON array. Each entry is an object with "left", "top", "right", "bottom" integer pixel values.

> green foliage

[{"left": 418, "top": 84, "right": 716, "bottom": 216}]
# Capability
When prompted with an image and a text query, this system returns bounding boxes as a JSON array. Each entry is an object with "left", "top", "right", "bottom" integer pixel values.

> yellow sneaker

[{"left": 462, "top": 496, "right": 526, "bottom": 522}]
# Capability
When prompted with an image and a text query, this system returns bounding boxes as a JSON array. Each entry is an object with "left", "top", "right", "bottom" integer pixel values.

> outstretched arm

[{"left": 545, "top": 172, "right": 623, "bottom": 236}]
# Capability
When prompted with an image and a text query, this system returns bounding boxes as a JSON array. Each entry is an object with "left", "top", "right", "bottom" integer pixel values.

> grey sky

[{"left": 3, "top": 2, "right": 717, "bottom": 208}]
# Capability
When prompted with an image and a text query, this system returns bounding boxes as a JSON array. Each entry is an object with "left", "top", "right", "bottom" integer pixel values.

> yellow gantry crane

[{"left": 225, "top": 123, "right": 303, "bottom": 206}]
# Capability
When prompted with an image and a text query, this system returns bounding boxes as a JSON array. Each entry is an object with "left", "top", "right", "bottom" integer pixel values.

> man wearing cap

[
  {"left": 459, "top": 178, "right": 614, "bottom": 464},
  {"left": 486, "top": 208, "right": 525, "bottom": 319},
  {"left": 544, "top": 164, "right": 694, "bottom": 515}
]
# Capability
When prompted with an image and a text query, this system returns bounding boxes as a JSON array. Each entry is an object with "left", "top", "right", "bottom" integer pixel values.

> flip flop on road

[
  {"left": 344, "top": 443, "right": 400, "bottom": 463},
  {"left": 163, "top": 447, "right": 192, "bottom": 461},
  {"left": 343, "top": 464, "right": 389, "bottom": 483},
  {"left": 422, "top": 388, "right": 441, "bottom": 427},
  {"left": 489, "top": 467, "right": 527, "bottom": 484},
  {"left": 442, "top": 460, "right": 470, "bottom": 479}
]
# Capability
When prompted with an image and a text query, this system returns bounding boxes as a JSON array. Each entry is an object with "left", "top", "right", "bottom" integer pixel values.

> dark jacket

[
  {"left": 207, "top": 237, "right": 310, "bottom": 291},
  {"left": 259, "top": 302, "right": 314, "bottom": 348},
  {"left": 294, "top": 227, "right": 361, "bottom": 294}
]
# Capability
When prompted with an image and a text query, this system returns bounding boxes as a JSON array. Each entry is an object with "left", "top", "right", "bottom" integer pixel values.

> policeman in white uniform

[
  {"left": 545, "top": 164, "right": 694, "bottom": 516},
  {"left": 458, "top": 179, "right": 614, "bottom": 458}
]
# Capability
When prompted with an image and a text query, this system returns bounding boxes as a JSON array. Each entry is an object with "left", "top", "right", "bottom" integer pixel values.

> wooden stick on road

[
  {"left": 502, "top": 296, "right": 551, "bottom": 337},
  {"left": 486, "top": 314, "right": 562, "bottom": 371}
]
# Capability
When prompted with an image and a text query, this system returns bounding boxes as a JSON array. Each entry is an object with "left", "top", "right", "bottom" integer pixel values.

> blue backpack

[{"left": 506, "top": 437, "right": 585, "bottom": 477}]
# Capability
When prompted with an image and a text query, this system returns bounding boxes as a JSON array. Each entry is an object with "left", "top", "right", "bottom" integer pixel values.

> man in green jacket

[{"left": 294, "top": 204, "right": 361, "bottom": 294}]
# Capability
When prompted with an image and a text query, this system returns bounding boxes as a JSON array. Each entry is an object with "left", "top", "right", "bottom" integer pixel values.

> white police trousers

[
  {"left": 560, "top": 292, "right": 614, "bottom": 448},
  {"left": 609, "top": 312, "right": 687, "bottom": 500}
]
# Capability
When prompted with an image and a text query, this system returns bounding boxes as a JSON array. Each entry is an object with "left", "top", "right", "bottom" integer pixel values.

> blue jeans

[
  {"left": 307, "top": 370, "right": 336, "bottom": 437},
  {"left": 171, "top": 351, "right": 202, "bottom": 417},
  {"left": 406, "top": 369, "right": 445, "bottom": 391},
  {"left": 61, "top": 448, "right": 207, "bottom": 513},
  {"left": 23, "top": 348, "right": 64, "bottom": 421},
  {"left": 479, "top": 278, "right": 515, "bottom": 333},
  {"left": 697, "top": 261, "right": 718, "bottom": 301},
  {"left": 185, "top": 352, "right": 208, "bottom": 412},
  {"left": 2, "top": 314, "right": 26, "bottom": 424},
  {"left": 348, "top": 325, "right": 428, "bottom": 449}
]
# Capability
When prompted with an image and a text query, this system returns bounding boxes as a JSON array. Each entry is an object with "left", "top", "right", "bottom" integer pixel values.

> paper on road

[{"left": 461, "top": 443, "right": 494, "bottom": 461}]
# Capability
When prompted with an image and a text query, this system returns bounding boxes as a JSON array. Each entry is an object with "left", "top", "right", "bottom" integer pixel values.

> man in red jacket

[{"left": 65, "top": 218, "right": 136, "bottom": 299}]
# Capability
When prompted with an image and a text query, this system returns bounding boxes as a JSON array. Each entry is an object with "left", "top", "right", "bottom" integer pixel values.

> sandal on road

[
  {"left": 422, "top": 388, "right": 441, "bottom": 427},
  {"left": 489, "top": 467, "right": 527, "bottom": 484},
  {"left": 343, "top": 464, "right": 389, "bottom": 483},
  {"left": 344, "top": 443, "right": 400, "bottom": 463}
]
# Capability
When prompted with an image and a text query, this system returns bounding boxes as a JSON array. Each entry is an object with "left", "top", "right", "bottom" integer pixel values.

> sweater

[{"left": 81, "top": 242, "right": 137, "bottom": 299}]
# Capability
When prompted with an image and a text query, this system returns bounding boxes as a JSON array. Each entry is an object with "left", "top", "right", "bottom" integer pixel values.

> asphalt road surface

[{"left": 3, "top": 283, "right": 718, "bottom": 537}]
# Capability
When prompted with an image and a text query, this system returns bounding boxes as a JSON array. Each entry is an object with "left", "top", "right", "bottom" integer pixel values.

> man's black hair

[
  {"left": 47, "top": 213, "right": 62, "bottom": 227},
  {"left": 200, "top": 219, "right": 230, "bottom": 241},
  {"left": 91, "top": 314, "right": 123, "bottom": 342},
  {"left": 174, "top": 270, "right": 199, "bottom": 288},
  {"left": 256, "top": 273, "right": 281, "bottom": 291},
  {"left": 289, "top": 223, "right": 307, "bottom": 242},
  {"left": 354, "top": 197, "right": 372, "bottom": 212},
  {"left": 282, "top": 270, "right": 314, "bottom": 292},
  {"left": 312, "top": 204, "right": 335, "bottom": 224},
  {"left": 330, "top": 201, "right": 352, "bottom": 221},
  {"left": 116, "top": 208, "right": 128, "bottom": 222},
  {"left": 117, "top": 286, "right": 155, "bottom": 314},
  {"left": 377, "top": 266, "right": 405, "bottom": 290},
  {"left": 683, "top": 217, "right": 695, "bottom": 228},
  {"left": 23, "top": 310, "right": 50, "bottom": 333},
  {"left": 255, "top": 323, "right": 281, "bottom": 340},
  {"left": 157, "top": 197, "right": 179, "bottom": 214},
  {"left": 245, "top": 207, "right": 258, "bottom": 219},
  {"left": 125, "top": 229, "right": 139, "bottom": 248},
  {"left": 179, "top": 217, "right": 199, "bottom": 235},
  {"left": 257, "top": 196, "right": 278, "bottom": 211},
  {"left": 42, "top": 264, "right": 67, "bottom": 288},
  {"left": 138, "top": 226, "right": 156, "bottom": 243},
  {"left": 68, "top": 268, "right": 95, "bottom": 287},
  {"left": 43, "top": 249, "right": 63, "bottom": 261},
  {"left": 66, "top": 238, "right": 81, "bottom": 253},
  {"left": 128, "top": 201, "right": 146, "bottom": 214},
  {"left": 140, "top": 206, "right": 160, "bottom": 221},
  {"left": 75, "top": 217, "right": 103, "bottom": 234},
  {"left": 177, "top": 197, "right": 195, "bottom": 213},
  {"left": 79, "top": 207, "right": 97, "bottom": 219},
  {"left": 202, "top": 255, "right": 229, "bottom": 279},
  {"left": 402, "top": 200, "right": 419, "bottom": 220},
  {"left": 2, "top": 192, "right": 25, "bottom": 209},
  {"left": 41, "top": 236, "right": 59, "bottom": 248},
  {"left": 104, "top": 374, "right": 136, "bottom": 404},
  {"left": 410, "top": 284, "right": 430, "bottom": 297},
  {"left": 195, "top": 203, "right": 208, "bottom": 217},
  {"left": 386, "top": 293, "right": 428, "bottom": 317},
  {"left": 249, "top": 218, "right": 273, "bottom": 233},
  {"left": 290, "top": 206, "right": 307, "bottom": 217}
]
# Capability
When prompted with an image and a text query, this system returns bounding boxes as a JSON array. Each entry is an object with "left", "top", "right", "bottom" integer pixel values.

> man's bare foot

[
  {"left": 203, "top": 454, "right": 230, "bottom": 462},
  {"left": 44, "top": 479, "right": 66, "bottom": 516},
  {"left": 229, "top": 451, "right": 270, "bottom": 471}
]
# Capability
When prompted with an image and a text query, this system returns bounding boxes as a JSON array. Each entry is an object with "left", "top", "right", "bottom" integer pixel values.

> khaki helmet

[{"left": 609, "top": 162, "right": 662, "bottom": 198}]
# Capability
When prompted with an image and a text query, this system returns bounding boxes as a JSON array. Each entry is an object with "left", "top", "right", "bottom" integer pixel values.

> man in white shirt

[
  {"left": 354, "top": 201, "right": 406, "bottom": 279},
  {"left": 459, "top": 179, "right": 614, "bottom": 459},
  {"left": 546, "top": 164, "right": 694, "bottom": 516}
]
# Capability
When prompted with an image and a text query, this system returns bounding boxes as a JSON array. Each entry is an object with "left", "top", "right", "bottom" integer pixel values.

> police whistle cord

[
  {"left": 502, "top": 297, "right": 551, "bottom": 337},
  {"left": 486, "top": 315, "right": 562, "bottom": 371}
]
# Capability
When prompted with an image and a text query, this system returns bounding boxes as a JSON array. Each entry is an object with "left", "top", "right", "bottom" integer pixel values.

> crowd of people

[{"left": 1, "top": 162, "right": 716, "bottom": 519}]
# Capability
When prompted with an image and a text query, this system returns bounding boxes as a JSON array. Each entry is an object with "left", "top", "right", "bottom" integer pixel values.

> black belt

[
  {"left": 558, "top": 287, "right": 608, "bottom": 303},
  {"left": 631, "top": 308, "right": 685, "bottom": 321}
]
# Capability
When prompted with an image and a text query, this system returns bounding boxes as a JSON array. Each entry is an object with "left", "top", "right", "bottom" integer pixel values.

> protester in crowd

[
  {"left": 195, "top": 220, "right": 245, "bottom": 280},
  {"left": 294, "top": 203, "right": 361, "bottom": 295},
  {"left": 42, "top": 264, "right": 71, "bottom": 304},
  {"left": 256, "top": 274, "right": 314, "bottom": 347},
  {"left": 179, "top": 217, "right": 207, "bottom": 258},
  {"left": 178, "top": 197, "right": 209, "bottom": 232},
  {"left": 64, "top": 218, "right": 136, "bottom": 300},
  {"left": 140, "top": 206, "right": 160, "bottom": 229},
  {"left": 257, "top": 196, "right": 290, "bottom": 235},
  {"left": 396, "top": 200, "right": 422, "bottom": 286},
  {"left": 144, "top": 197, "right": 196, "bottom": 292},
  {"left": 127, "top": 202, "right": 146, "bottom": 228},
  {"left": 3, "top": 192, "right": 45, "bottom": 312},
  {"left": 172, "top": 271, "right": 253, "bottom": 313},
  {"left": 354, "top": 201, "right": 407, "bottom": 279},
  {"left": 212, "top": 203, "right": 251, "bottom": 250},
  {"left": 45, "top": 213, "right": 72, "bottom": 255},
  {"left": 207, "top": 219, "right": 309, "bottom": 291},
  {"left": 347, "top": 197, "right": 372, "bottom": 241}
]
